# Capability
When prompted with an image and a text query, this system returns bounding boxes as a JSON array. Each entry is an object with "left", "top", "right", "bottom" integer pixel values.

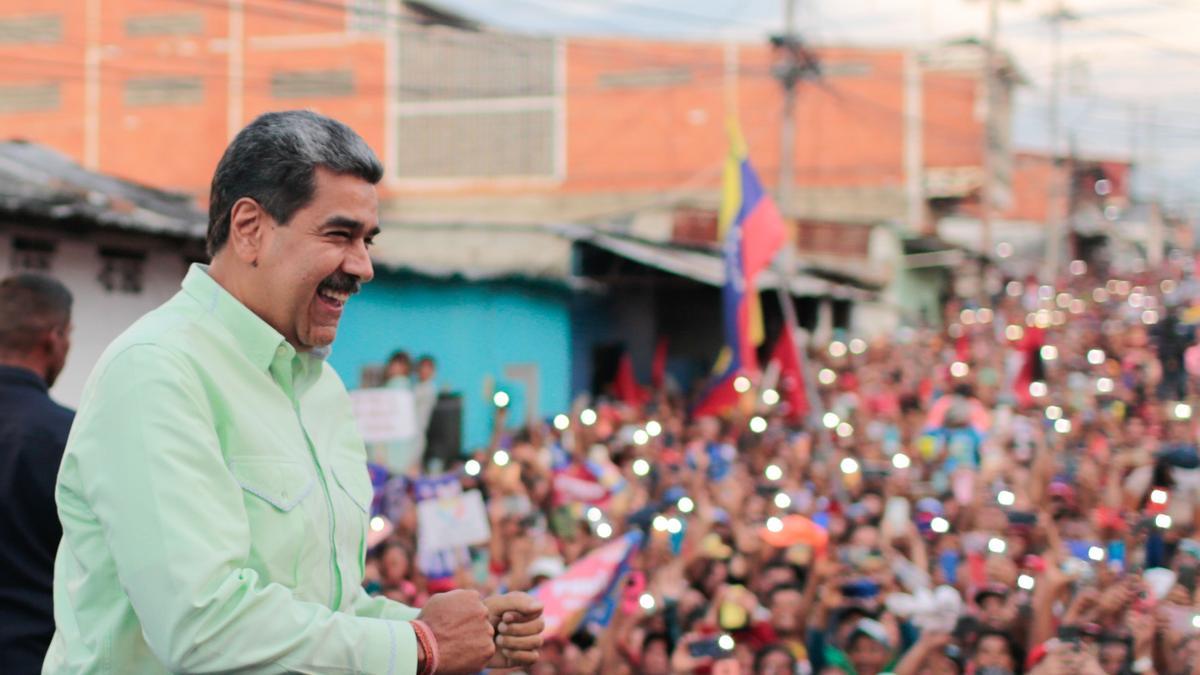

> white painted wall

[{"left": 2, "top": 228, "right": 193, "bottom": 408}]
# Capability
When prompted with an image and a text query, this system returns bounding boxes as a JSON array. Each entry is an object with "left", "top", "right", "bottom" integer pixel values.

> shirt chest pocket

[
  {"left": 229, "top": 459, "right": 317, "bottom": 587},
  {"left": 330, "top": 461, "right": 372, "bottom": 570}
]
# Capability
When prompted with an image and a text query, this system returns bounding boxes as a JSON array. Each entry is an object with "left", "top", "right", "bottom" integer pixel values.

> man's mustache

[{"left": 318, "top": 272, "right": 361, "bottom": 296}]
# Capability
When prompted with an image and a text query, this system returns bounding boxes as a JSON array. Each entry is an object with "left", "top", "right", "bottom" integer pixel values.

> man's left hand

[{"left": 484, "top": 592, "right": 545, "bottom": 668}]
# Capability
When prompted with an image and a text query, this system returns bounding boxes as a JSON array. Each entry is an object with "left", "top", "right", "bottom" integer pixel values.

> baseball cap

[
  {"left": 846, "top": 618, "right": 892, "bottom": 650},
  {"left": 974, "top": 583, "right": 1010, "bottom": 605}
]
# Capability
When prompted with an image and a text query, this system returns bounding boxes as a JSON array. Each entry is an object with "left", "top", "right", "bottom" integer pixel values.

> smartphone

[
  {"left": 841, "top": 579, "right": 881, "bottom": 599},
  {"left": 1180, "top": 566, "right": 1198, "bottom": 595},
  {"left": 1006, "top": 511, "right": 1037, "bottom": 527},
  {"left": 1107, "top": 540, "right": 1126, "bottom": 572},
  {"left": 863, "top": 466, "right": 889, "bottom": 480},
  {"left": 688, "top": 637, "right": 734, "bottom": 659},
  {"left": 939, "top": 550, "right": 960, "bottom": 584}
]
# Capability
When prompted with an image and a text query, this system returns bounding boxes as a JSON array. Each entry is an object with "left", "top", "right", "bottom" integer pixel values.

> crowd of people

[{"left": 364, "top": 258, "right": 1200, "bottom": 675}]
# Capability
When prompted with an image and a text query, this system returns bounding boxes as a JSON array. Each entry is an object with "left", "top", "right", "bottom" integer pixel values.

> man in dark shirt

[{"left": 0, "top": 273, "right": 74, "bottom": 673}]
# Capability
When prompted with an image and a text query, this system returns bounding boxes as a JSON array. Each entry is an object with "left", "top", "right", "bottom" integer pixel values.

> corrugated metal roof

[{"left": 0, "top": 140, "right": 206, "bottom": 239}]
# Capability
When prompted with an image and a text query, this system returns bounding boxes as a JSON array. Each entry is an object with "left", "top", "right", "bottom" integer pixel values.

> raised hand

[{"left": 485, "top": 592, "right": 545, "bottom": 669}]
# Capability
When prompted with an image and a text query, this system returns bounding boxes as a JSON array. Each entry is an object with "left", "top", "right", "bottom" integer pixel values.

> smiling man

[{"left": 43, "top": 111, "right": 543, "bottom": 674}]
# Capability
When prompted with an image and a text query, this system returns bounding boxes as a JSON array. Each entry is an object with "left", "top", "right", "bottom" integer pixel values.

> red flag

[
  {"left": 770, "top": 323, "right": 810, "bottom": 421},
  {"left": 614, "top": 353, "right": 648, "bottom": 407},
  {"left": 651, "top": 337, "right": 668, "bottom": 389},
  {"left": 692, "top": 372, "right": 740, "bottom": 418},
  {"left": 1013, "top": 327, "right": 1045, "bottom": 408}
]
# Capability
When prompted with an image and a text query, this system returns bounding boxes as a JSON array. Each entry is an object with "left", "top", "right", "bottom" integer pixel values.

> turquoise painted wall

[{"left": 329, "top": 271, "right": 572, "bottom": 452}]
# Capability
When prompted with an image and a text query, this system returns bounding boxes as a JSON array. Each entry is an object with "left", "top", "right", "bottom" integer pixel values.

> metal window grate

[
  {"left": 396, "top": 109, "right": 555, "bottom": 178},
  {"left": 0, "top": 83, "right": 61, "bottom": 113},
  {"left": 347, "top": 0, "right": 385, "bottom": 35},
  {"left": 98, "top": 247, "right": 147, "bottom": 294},
  {"left": 124, "top": 77, "right": 204, "bottom": 107},
  {"left": 395, "top": 27, "right": 559, "bottom": 179},
  {"left": 124, "top": 13, "right": 204, "bottom": 37},
  {"left": 270, "top": 69, "right": 355, "bottom": 99},
  {"left": 398, "top": 27, "right": 554, "bottom": 101},
  {"left": 10, "top": 237, "right": 56, "bottom": 272},
  {"left": 0, "top": 15, "right": 62, "bottom": 44}
]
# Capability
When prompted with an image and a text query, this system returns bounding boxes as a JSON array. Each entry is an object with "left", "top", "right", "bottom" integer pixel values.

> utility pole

[
  {"left": 770, "top": 0, "right": 828, "bottom": 442},
  {"left": 1042, "top": 2, "right": 1073, "bottom": 284},
  {"left": 773, "top": 0, "right": 803, "bottom": 337},
  {"left": 770, "top": 0, "right": 818, "bottom": 332},
  {"left": 778, "top": 0, "right": 798, "bottom": 212}
]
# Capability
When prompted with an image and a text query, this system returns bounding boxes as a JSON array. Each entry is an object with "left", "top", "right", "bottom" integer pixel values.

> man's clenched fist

[{"left": 417, "top": 590, "right": 495, "bottom": 674}]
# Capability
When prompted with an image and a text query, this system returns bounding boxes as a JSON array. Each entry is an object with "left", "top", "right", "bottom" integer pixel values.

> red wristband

[{"left": 411, "top": 620, "right": 439, "bottom": 675}]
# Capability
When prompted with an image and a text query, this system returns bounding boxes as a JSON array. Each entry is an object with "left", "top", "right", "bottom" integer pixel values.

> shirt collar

[
  {"left": 181, "top": 264, "right": 329, "bottom": 374},
  {"left": 0, "top": 365, "right": 48, "bottom": 393}
]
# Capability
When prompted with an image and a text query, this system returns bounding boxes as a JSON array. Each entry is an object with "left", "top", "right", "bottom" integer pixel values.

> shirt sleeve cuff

[{"left": 363, "top": 619, "right": 418, "bottom": 675}]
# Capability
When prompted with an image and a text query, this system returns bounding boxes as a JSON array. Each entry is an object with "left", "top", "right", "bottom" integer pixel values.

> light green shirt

[{"left": 45, "top": 265, "right": 419, "bottom": 674}]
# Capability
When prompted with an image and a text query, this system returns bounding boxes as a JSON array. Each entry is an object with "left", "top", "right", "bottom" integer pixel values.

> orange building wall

[
  {"left": 97, "top": 0, "right": 230, "bottom": 192},
  {"left": 0, "top": 4, "right": 994, "bottom": 216},
  {"left": 563, "top": 38, "right": 729, "bottom": 193},
  {"left": 922, "top": 71, "right": 982, "bottom": 168},
  {"left": 241, "top": 41, "right": 388, "bottom": 162},
  {"left": 0, "top": 1, "right": 88, "bottom": 159},
  {"left": 562, "top": 41, "right": 912, "bottom": 194},
  {"left": 1003, "top": 153, "right": 1059, "bottom": 223},
  {"left": 0, "top": 0, "right": 387, "bottom": 197}
]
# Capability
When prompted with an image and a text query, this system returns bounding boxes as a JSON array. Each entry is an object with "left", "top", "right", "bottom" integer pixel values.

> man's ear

[{"left": 226, "top": 197, "right": 273, "bottom": 266}]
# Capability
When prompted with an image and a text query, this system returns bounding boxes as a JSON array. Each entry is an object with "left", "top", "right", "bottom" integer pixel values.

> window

[
  {"left": 10, "top": 237, "right": 55, "bottom": 272},
  {"left": 270, "top": 70, "right": 355, "bottom": 99},
  {"left": 794, "top": 221, "right": 872, "bottom": 258},
  {"left": 0, "top": 15, "right": 62, "bottom": 45},
  {"left": 399, "top": 28, "right": 555, "bottom": 101},
  {"left": 125, "top": 13, "right": 204, "bottom": 37},
  {"left": 396, "top": 109, "right": 554, "bottom": 178},
  {"left": 598, "top": 67, "right": 693, "bottom": 90},
  {"left": 0, "top": 83, "right": 61, "bottom": 114},
  {"left": 97, "top": 248, "right": 146, "bottom": 294},
  {"left": 672, "top": 208, "right": 719, "bottom": 245},
  {"left": 395, "top": 27, "right": 559, "bottom": 179},
  {"left": 124, "top": 77, "right": 204, "bottom": 107},
  {"left": 346, "top": 0, "right": 385, "bottom": 35}
]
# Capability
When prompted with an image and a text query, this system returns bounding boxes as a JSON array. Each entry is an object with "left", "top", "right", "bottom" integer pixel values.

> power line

[{"left": 520, "top": 0, "right": 768, "bottom": 31}]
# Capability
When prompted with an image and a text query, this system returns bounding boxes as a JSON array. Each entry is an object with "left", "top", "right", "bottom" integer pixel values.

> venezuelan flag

[{"left": 694, "top": 122, "right": 787, "bottom": 416}]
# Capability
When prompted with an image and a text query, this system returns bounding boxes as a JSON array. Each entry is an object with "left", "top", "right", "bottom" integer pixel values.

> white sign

[
  {"left": 417, "top": 489, "right": 491, "bottom": 553},
  {"left": 349, "top": 387, "right": 416, "bottom": 444}
]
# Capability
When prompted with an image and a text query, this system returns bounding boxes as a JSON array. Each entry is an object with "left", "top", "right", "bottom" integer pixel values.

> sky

[{"left": 438, "top": 0, "right": 1200, "bottom": 213}]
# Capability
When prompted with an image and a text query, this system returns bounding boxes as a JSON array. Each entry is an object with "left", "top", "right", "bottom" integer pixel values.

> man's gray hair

[
  {"left": 206, "top": 110, "right": 384, "bottom": 257},
  {"left": 0, "top": 274, "right": 72, "bottom": 352}
]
